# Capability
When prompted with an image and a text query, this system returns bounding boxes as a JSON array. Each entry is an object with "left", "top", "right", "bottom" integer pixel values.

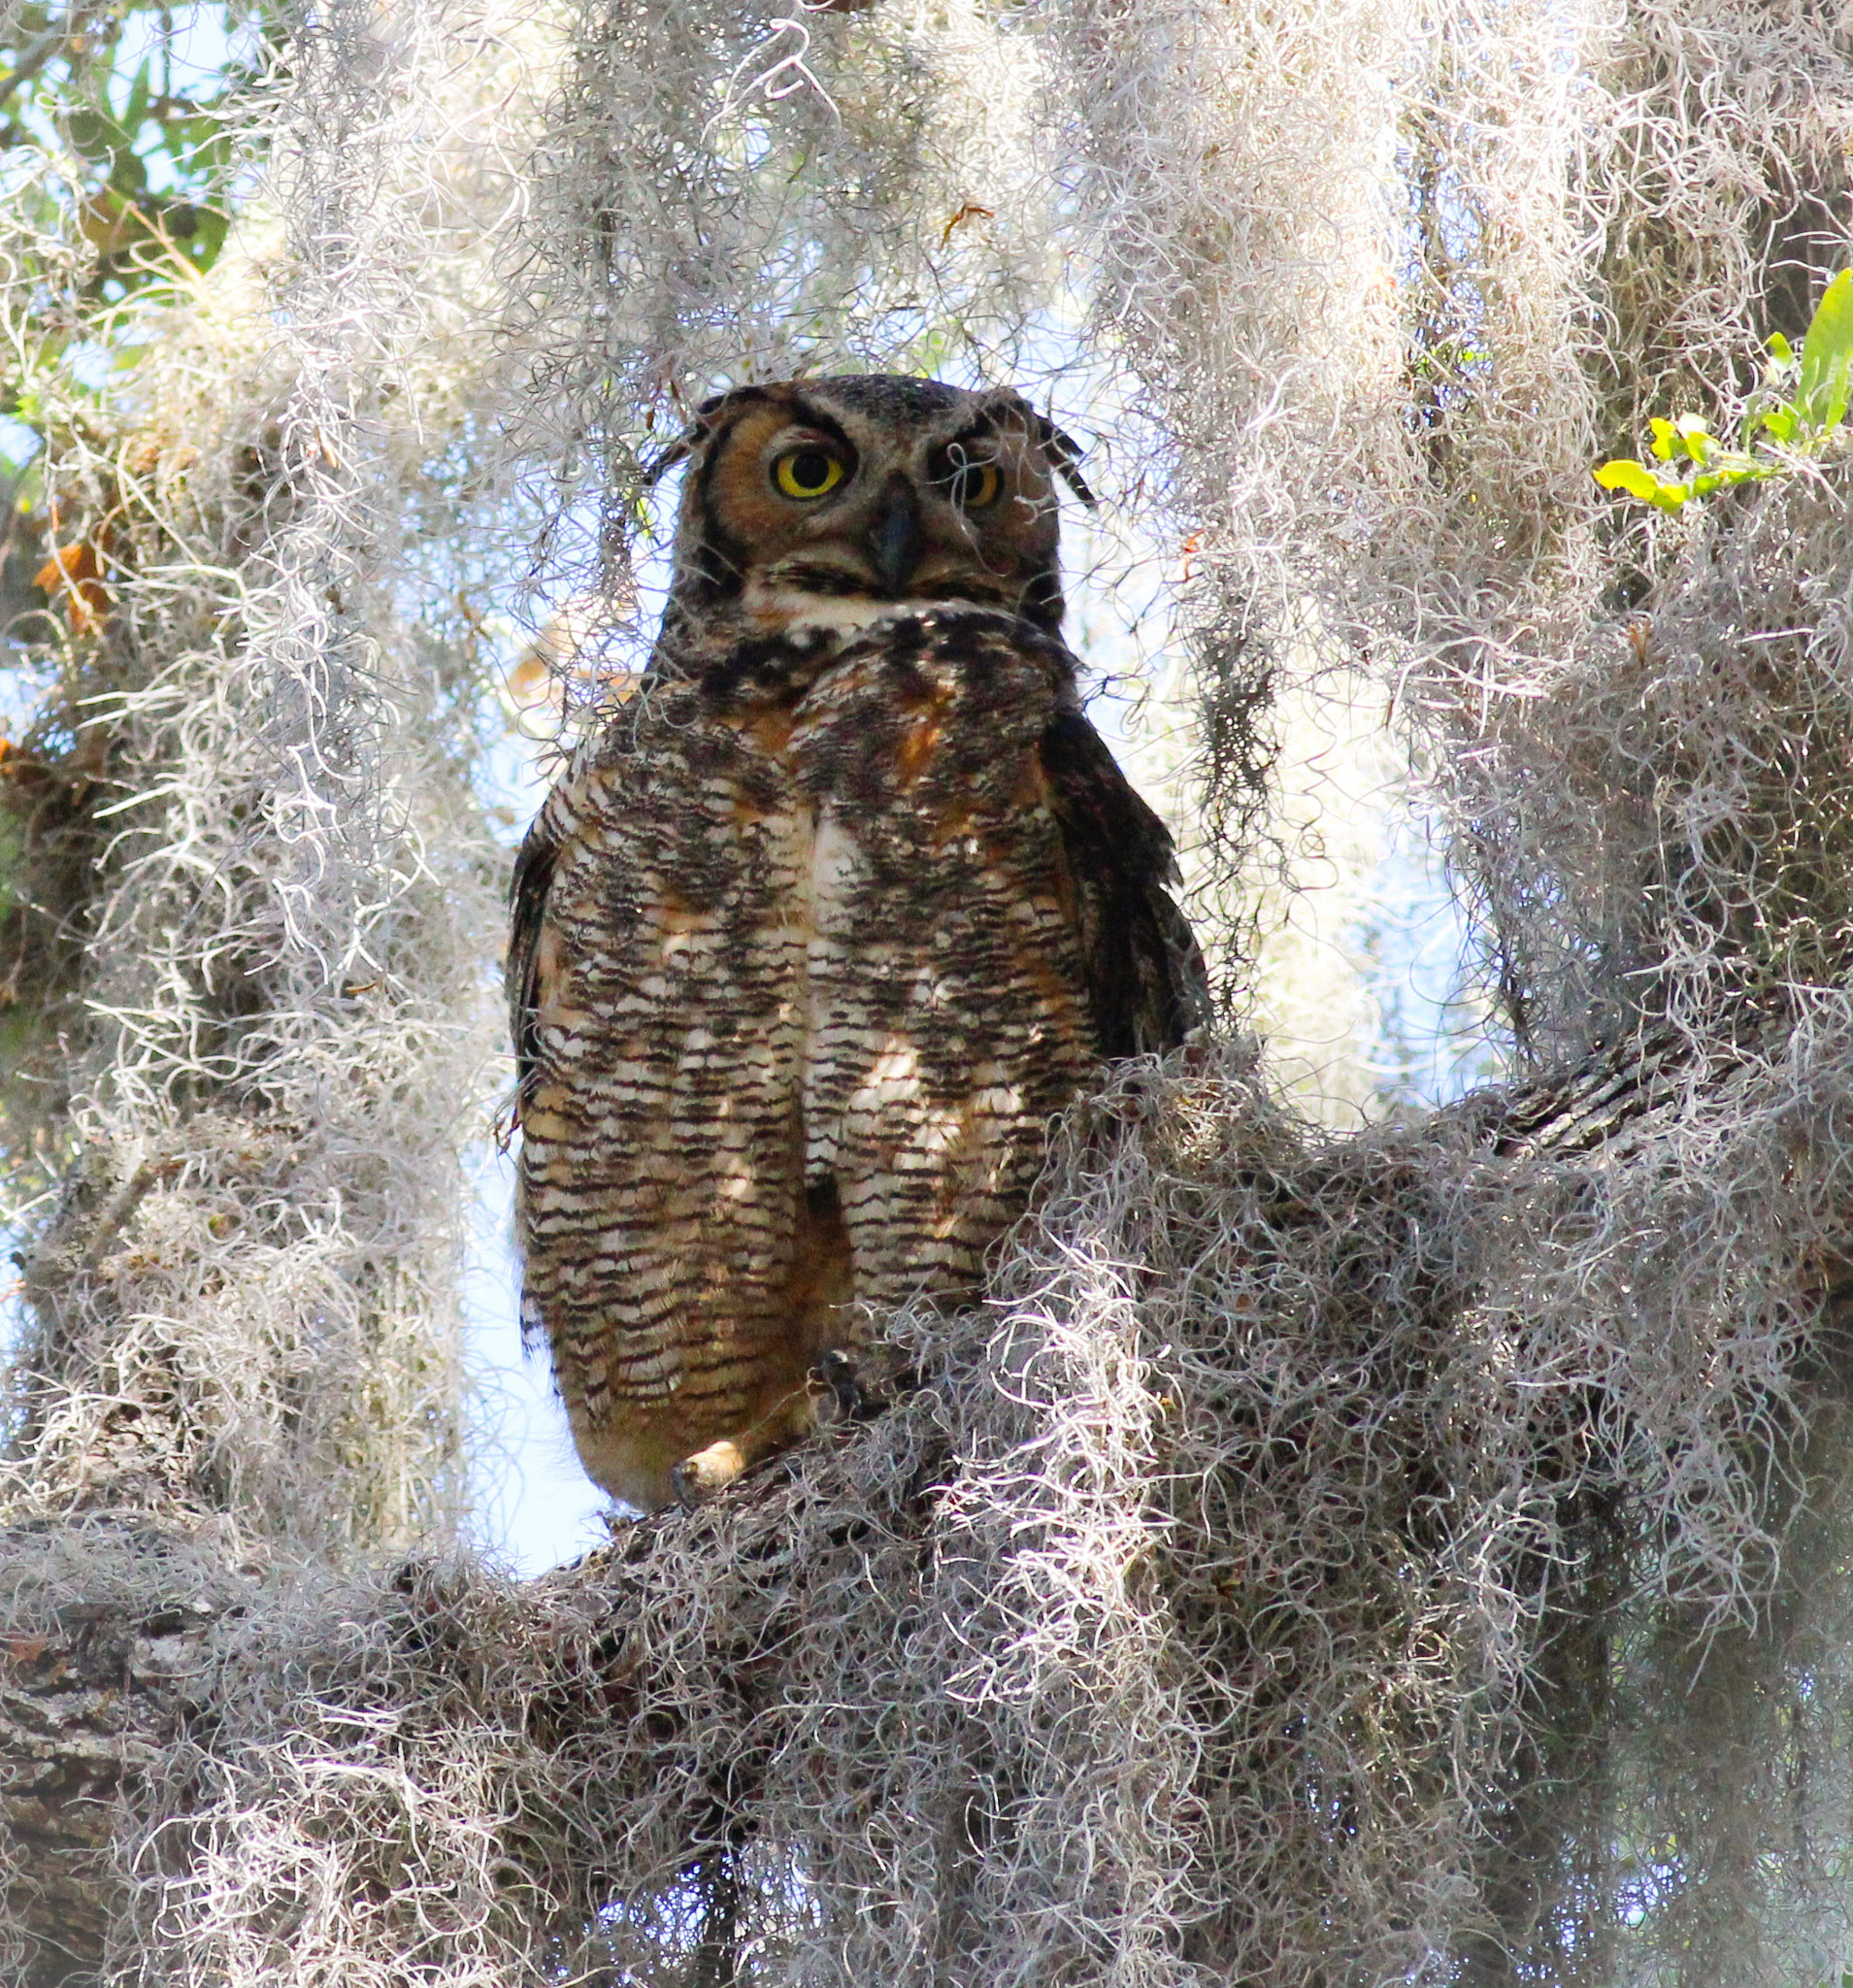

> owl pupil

[
  {"left": 791, "top": 449, "right": 831, "bottom": 490},
  {"left": 942, "top": 447, "right": 998, "bottom": 509}
]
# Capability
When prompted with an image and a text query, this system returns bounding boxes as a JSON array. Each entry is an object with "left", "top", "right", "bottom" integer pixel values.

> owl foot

[
  {"left": 812, "top": 1348, "right": 869, "bottom": 1423},
  {"left": 812, "top": 1346, "right": 910, "bottom": 1424},
  {"left": 669, "top": 1440, "right": 747, "bottom": 1508}
]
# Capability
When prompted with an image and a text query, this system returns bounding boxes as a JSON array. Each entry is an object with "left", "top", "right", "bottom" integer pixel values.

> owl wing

[
  {"left": 506, "top": 685, "right": 827, "bottom": 1510},
  {"left": 1039, "top": 704, "right": 1211, "bottom": 1057},
  {"left": 789, "top": 607, "right": 1208, "bottom": 1333},
  {"left": 507, "top": 801, "right": 559, "bottom": 1136}
]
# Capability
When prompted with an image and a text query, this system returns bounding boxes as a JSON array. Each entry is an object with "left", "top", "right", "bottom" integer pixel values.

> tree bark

[{"left": 0, "top": 1525, "right": 243, "bottom": 1985}]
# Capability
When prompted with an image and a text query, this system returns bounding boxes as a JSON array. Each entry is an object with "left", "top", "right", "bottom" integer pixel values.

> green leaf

[
  {"left": 1743, "top": 401, "right": 1799, "bottom": 447},
  {"left": 109, "top": 149, "right": 149, "bottom": 196},
  {"left": 1684, "top": 453, "right": 1776, "bottom": 501},
  {"left": 64, "top": 105, "right": 123, "bottom": 158},
  {"left": 1648, "top": 417, "right": 1677, "bottom": 461},
  {"left": 1768, "top": 330, "right": 1795, "bottom": 365},
  {"left": 121, "top": 56, "right": 151, "bottom": 135},
  {"left": 184, "top": 205, "right": 229, "bottom": 272},
  {"left": 1798, "top": 268, "right": 1853, "bottom": 432},
  {"left": 1673, "top": 412, "right": 1715, "bottom": 463},
  {"left": 181, "top": 126, "right": 232, "bottom": 179},
  {"left": 1594, "top": 458, "right": 1689, "bottom": 509}
]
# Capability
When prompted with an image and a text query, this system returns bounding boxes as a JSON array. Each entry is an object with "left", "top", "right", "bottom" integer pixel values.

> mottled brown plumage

[{"left": 509, "top": 377, "right": 1207, "bottom": 1510}]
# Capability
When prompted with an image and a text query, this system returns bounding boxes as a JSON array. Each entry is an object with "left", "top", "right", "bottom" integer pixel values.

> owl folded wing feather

[
  {"left": 1039, "top": 705, "right": 1212, "bottom": 1059},
  {"left": 507, "top": 809, "right": 560, "bottom": 1124}
]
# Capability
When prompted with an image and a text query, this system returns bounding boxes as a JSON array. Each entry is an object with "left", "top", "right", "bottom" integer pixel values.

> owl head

[{"left": 647, "top": 376, "right": 1094, "bottom": 657}]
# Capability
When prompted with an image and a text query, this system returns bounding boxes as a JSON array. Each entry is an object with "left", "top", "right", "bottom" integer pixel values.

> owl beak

[{"left": 868, "top": 478, "right": 924, "bottom": 595}]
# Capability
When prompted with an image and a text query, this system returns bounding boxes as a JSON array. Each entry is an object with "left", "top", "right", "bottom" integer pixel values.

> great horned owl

[{"left": 508, "top": 376, "right": 1208, "bottom": 1511}]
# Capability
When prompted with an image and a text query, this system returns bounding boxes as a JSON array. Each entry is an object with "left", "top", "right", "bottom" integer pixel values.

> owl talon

[
  {"left": 670, "top": 1440, "right": 748, "bottom": 1508},
  {"left": 811, "top": 1347, "right": 909, "bottom": 1424},
  {"left": 813, "top": 1347, "right": 867, "bottom": 1422}
]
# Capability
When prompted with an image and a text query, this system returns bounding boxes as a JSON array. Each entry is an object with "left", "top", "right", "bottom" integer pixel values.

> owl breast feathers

[{"left": 509, "top": 376, "right": 1208, "bottom": 1511}]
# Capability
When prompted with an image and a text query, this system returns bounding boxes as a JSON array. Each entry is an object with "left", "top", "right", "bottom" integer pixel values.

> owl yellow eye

[
  {"left": 945, "top": 456, "right": 1002, "bottom": 510},
  {"left": 772, "top": 447, "right": 847, "bottom": 499}
]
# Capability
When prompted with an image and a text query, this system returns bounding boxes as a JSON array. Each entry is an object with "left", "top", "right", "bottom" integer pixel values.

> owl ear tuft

[
  {"left": 642, "top": 389, "right": 769, "bottom": 485},
  {"left": 642, "top": 396, "right": 722, "bottom": 485},
  {"left": 1037, "top": 415, "right": 1097, "bottom": 510},
  {"left": 642, "top": 434, "right": 695, "bottom": 485}
]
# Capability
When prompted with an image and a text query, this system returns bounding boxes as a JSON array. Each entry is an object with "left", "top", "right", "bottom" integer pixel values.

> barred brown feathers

[{"left": 509, "top": 377, "right": 1206, "bottom": 1510}]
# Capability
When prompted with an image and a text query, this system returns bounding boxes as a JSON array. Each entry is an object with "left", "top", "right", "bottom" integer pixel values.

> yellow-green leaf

[
  {"left": 1799, "top": 268, "right": 1853, "bottom": 431},
  {"left": 1594, "top": 459, "right": 1689, "bottom": 509}
]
